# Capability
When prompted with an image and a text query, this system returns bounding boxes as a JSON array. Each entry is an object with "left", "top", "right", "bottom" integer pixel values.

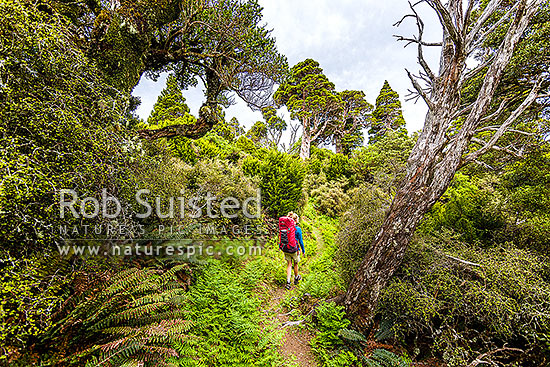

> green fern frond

[{"left": 366, "top": 349, "right": 411, "bottom": 367}]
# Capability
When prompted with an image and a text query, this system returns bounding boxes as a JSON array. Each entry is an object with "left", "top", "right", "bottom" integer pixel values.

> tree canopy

[
  {"left": 368, "top": 81, "right": 406, "bottom": 144},
  {"left": 274, "top": 59, "right": 342, "bottom": 159},
  {"left": 39, "top": 0, "right": 288, "bottom": 140},
  {"left": 147, "top": 74, "right": 197, "bottom": 128}
]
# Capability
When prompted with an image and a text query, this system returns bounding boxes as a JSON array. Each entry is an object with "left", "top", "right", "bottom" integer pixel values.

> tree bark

[
  {"left": 138, "top": 71, "right": 221, "bottom": 140},
  {"left": 334, "top": 135, "right": 343, "bottom": 155},
  {"left": 344, "top": 0, "right": 543, "bottom": 329},
  {"left": 344, "top": 107, "right": 463, "bottom": 328},
  {"left": 300, "top": 135, "right": 311, "bottom": 160}
]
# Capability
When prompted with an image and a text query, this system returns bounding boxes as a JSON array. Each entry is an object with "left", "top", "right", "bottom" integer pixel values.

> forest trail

[{"left": 264, "top": 217, "right": 325, "bottom": 367}]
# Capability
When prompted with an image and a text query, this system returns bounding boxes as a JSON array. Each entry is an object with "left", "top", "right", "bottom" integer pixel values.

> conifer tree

[
  {"left": 262, "top": 106, "right": 287, "bottom": 149},
  {"left": 274, "top": 59, "right": 341, "bottom": 159},
  {"left": 212, "top": 116, "right": 245, "bottom": 142},
  {"left": 147, "top": 74, "right": 196, "bottom": 128},
  {"left": 368, "top": 81, "right": 406, "bottom": 144},
  {"left": 333, "top": 90, "right": 373, "bottom": 155},
  {"left": 246, "top": 121, "right": 268, "bottom": 146}
]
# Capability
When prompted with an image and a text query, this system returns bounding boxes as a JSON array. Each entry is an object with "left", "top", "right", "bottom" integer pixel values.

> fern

[
  {"left": 365, "top": 349, "right": 411, "bottom": 367},
  {"left": 338, "top": 328, "right": 367, "bottom": 343},
  {"left": 41, "top": 264, "right": 193, "bottom": 367},
  {"left": 172, "top": 261, "right": 286, "bottom": 366}
]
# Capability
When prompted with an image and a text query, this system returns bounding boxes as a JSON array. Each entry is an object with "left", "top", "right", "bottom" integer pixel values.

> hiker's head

[{"left": 287, "top": 212, "right": 299, "bottom": 224}]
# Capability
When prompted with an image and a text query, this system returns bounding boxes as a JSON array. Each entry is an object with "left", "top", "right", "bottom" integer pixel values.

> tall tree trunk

[
  {"left": 343, "top": 0, "right": 543, "bottom": 329},
  {"left": 334, "top": 135, "right": 343, "bottom": 154},
  {"left": 343, "top": 107, "right": 463, "bottom": 328},
  {"left": 300, "top": 134, "right": 311, "bottom": 160}
]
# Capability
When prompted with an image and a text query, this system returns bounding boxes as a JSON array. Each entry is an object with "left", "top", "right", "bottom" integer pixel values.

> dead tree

[{"left": 344, "top": 0, "right": 546, "bottom": 329}]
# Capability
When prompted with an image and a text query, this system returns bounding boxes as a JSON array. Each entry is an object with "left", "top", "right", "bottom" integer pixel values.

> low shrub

[
  {"left": 419, "top": 173, "right": 506, "bottom": 243},
  {"left": 377, "top": 234, "right": 550, "bottom": 366},
  {"left": 242, "top": 149, "right": 305, "bottom": 217},
  {"left": 310, "top": 178, "right": 350, "bottom": 218},
  {"left": 335, "top": 185, "right": 391, "bottom": 285},
  {"left": 325, "top": 154, "right": 353, "bottom": 181}
]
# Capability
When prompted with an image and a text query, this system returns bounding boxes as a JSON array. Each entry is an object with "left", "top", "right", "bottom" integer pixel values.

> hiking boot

[
  {"left": 294, "top": 275, "right": 302, "bottom": 285},
  {"left": 285, "top": 282, "right": 292, "bottom": 290}
]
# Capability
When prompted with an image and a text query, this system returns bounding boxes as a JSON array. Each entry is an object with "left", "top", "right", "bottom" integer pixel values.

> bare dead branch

[
  {"left": 471, "top": 137, "right": 524, "bottom": 158},
  {"left": 463, "top": 0, "right": 476, "bottom": 29},
  {"left": 466, "top": 0, "right": 506, "bottom": 47},
  {"left": 479, "top": 97, "right": 511, "bottom": 124},
  {"left": 452, "top": 102, "right": 475, "bottom": 119},
  {"left": 410, "top": 1, "right": 437, "bottom": 81},
  {"left": 405, "top": 69, "right": 435, "bottom": 109},
  {"left": 393, "top": 35, "right": 442, "bottom": 47},
  {"left": 463, "top": 78, "right": 542, "bottom": 164},
  {"left": 394, "top": 1, "right": 439, "bottom": 81},
  {"left": 473, "top": 159, "right": 496, "bottom": 170},
  {"left": 426, "top": 0, "right": 463, "bottom": 46},
  {"left": 444, "top": 254, "right": 482, "bottom": 267},
  {"left": 393, "top": 13, "right": 417, "bottom": 27},
  {"left": 460, "top": 55, "right": 495, "bottom": 86},
  {"left": 467, "top": 346, "right": 524, "bottom": 367},
  {"left": 469, "top": 2, "right": 519, "bottom": 53},
  {"left": 476, "top": 126, "right": 535, "bottom": 136},
  {"left": 460, "top": 0, "right": 542, "bottom": 134}
]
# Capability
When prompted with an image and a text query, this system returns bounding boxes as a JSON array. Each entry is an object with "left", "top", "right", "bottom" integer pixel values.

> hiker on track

[{"left": 279, "top": 212, "right": 305, "bottom": 290}]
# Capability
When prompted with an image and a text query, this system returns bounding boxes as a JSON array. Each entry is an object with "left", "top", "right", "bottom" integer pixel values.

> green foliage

[
  {"left": 322, "top": 350, "right": 359, "bottom": 367},
  {"left": 246, "top": 120, "right": 268, "bottom": 145},
  {"left": 331, "top": 90, "right": 373, "bottom": 155},
  {"left": 351, "top": 131, "right": 415, "bottom": 193},
  {"left": 312, "top": 302, "right": 350, "bottom": 349},
  {"left": 0, "top": 253, "right": 70, "bottom": 359},
  {"left": 242, "top": 149, "right": 305, "bottom": 217},
  {"left": 325, "top": 154, "right": 353, "bottom": 181},
  {"left": 235, "top": 135, "right": 258, "bottom": 154},
  {"left": 52, "top": 0, "right": 289, "bottom": 95},
  {"left": 173, "top": 261, "right": 285, "bottom": 366},
  {"left": 500, "top": 143, "right": 550, "bottom": 252},
  {"left": 212, "top": 116, "right": 245, "bottom": 142},
  {"left": 41, "top": 264, "right": 192, "bottom": 367},
  {"left": 378, "top": 234, "right": 550, "bottom": 366},
  {"left": 336, "top": 186, "right": 391, "bottom": 285},
  {"left": 364, "top": 349, "right": 411, "bottom": 367},
  {"left": 170, "top": 133, "right": 234, "bottom": 164},
  {"left": 420, "top": 173, "right": 506, "bottom": 243},
  {"left": 171, "top": 158, "right": 262, "bottom": 228},
  {"left": 0, "top": 0, "right": 133, "bottom": 247},
  {"left": 274, "top": 59, "right": 341, "bottom": 159},
  {"left": 310, "top": 179, "right": 350, "bottom": 218},
  {"left": 261, "top": 106, "right": 287, "bottom": 148},
  {"left": 147, "top": 74, "right": 197, "bottom": 128},
  {"left": 368, "top": 81, "right": 406, "bottom": 144},
  {"left": 310, "top": 302, "right": 355, "bottom": 366}
]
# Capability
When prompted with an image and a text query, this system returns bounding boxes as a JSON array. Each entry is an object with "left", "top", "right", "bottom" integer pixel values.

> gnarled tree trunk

[{"left": 344, "top": 0, "right": 544, "bottom": 328}]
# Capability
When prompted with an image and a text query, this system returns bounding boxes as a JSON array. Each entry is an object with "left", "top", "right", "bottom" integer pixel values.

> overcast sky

[{"left": 133, "top": 0, "right": 442, "bottom": 137}]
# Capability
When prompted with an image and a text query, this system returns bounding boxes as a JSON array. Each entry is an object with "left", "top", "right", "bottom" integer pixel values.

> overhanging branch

[{"left": 138, "top": 103, "right": 219, "bottom": 140}]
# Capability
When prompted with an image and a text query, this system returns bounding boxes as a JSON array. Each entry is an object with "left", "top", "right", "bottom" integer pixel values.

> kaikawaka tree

[
  {"left": 368, "top": 80, "right": 406, "bottom": 144},
  {"left": 275, "top": 59, "right": 373, "bottom": 159}
]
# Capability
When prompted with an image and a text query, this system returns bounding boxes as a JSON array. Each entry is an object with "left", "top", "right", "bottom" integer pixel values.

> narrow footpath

[{"left": 263, "top": 218, "right": 326, "bottom": 367}]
